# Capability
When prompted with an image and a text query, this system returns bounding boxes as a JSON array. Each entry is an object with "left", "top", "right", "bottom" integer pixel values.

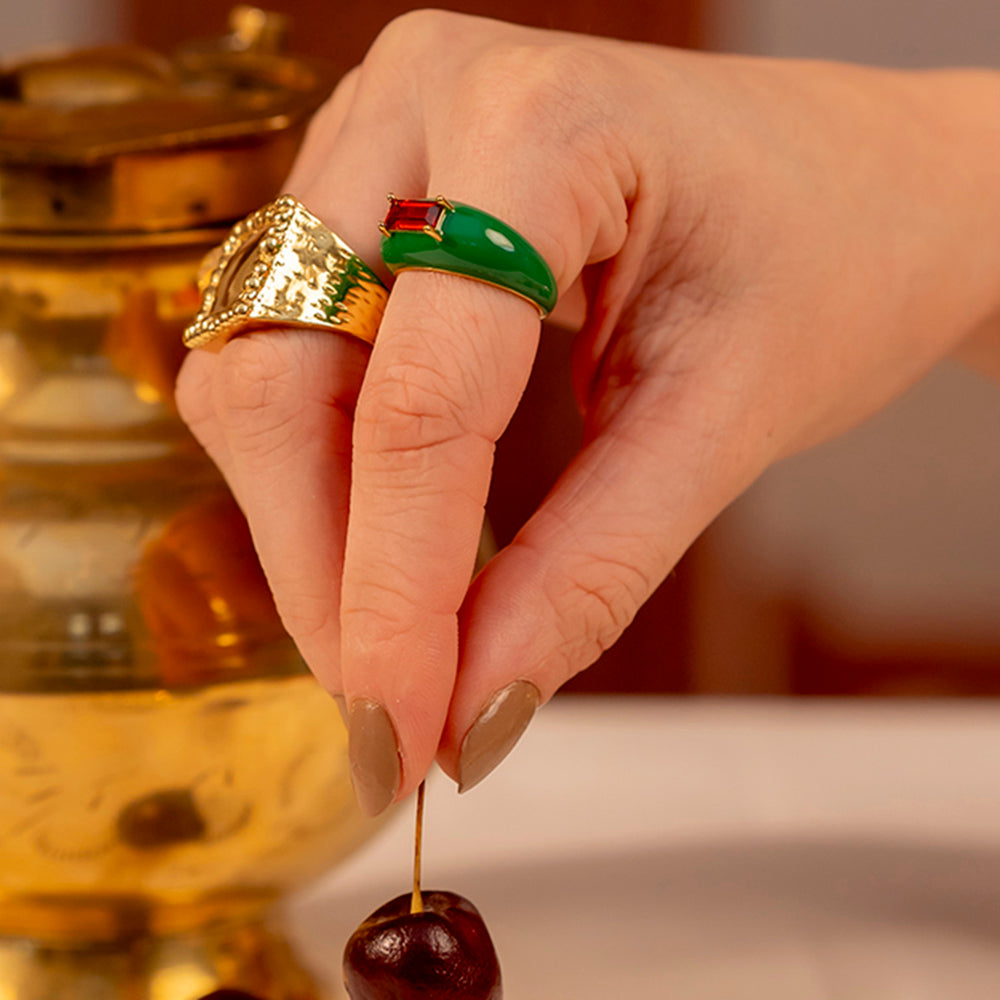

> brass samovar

[{"left": 0, "top": 9, "right": 379, "bottom": 997}]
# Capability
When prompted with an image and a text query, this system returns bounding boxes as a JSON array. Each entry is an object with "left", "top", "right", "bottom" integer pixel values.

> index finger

[
  {"left": 304, "top": 14, "right": 631, "bottom": 815},
  {"left": 341, "top": 261, "right": 543, "bottom": 814}
]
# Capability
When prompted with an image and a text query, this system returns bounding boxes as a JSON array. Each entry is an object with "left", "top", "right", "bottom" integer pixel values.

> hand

[{"left": 177, "top": 11, "right": 1000, "bottom": 813}]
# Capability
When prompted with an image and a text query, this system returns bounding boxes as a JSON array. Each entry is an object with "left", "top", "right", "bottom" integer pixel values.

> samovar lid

[{"left": 0, "top": 6, "right": 336, "bottom": 235}]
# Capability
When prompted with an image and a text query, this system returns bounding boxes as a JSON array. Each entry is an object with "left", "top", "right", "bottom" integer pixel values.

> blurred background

[{"left": 3, "top": 0, "right": 999, "bottom": 697}]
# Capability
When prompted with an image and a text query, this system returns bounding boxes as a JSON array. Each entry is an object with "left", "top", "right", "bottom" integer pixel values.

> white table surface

[{"left": 288, "top": 697, "right": 1000, "bottom": 999}]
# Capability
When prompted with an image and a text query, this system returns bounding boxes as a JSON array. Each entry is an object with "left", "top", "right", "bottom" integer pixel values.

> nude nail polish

[
  {"left": 458, "top": 680, "right": 540, "bottom": 793},
  {"left": 348, "top": 698, "right": 401, "bottom": 817}
]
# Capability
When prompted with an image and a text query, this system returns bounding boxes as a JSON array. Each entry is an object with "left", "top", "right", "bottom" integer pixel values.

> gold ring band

[{"left": 183, "top": 195, "right": 387, "bottom": 350}]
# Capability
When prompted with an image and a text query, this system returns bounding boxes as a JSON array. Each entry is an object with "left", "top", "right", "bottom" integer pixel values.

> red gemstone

[{"left": 383, "top": 199, "right": 445, "bottom": 233}]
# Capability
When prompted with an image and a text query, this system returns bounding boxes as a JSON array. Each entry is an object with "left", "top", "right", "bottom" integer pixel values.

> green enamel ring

[{"left": 379, "top": 196, "right": 557, "bottom": 318}]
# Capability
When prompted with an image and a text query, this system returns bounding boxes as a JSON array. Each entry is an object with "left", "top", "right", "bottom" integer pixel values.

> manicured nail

[
  {"left": 348, "top": 698, "right": 401, "bottom": 817},
  {"left": 458, "top": 680, "right": 540, "bottom": 793}
]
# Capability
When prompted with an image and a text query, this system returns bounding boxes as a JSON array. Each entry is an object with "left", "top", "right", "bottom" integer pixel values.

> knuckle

[
  {"left": 175, "top": 354, "right": 216, "bottom": 435},
  {"left": 213, "top": 337, "right": 310, "bottom": 459},
  {"left": 342, "top": 576, "right": 434, "bottom": 651},
  {"left": 357, "top": 356, "right": 482, "bottom": 460},
  {"left": 215, "top": 337, "right": 291, "bottom": 413},
  {"left": 271, "top": 583, "right": 337, "bottom": 647},
  {"left": 458, "top": 43, "right": 602, "bottom": 145},
  {"left": 365, "top": 9, "right": 465, "bottom": 68},
  {"left": 450, "top": 45, "right": 619, "bottom": 281},
  {"left": 544, "top": 550, "right": 653, "bottom": 682}
]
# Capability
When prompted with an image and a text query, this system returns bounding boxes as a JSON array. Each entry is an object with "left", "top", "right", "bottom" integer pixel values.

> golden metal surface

[
  {"left": 227, "top": 4, "right": 290, "bottom": 52},
  {"left": 0, "top": 914, "right": 335, "bottom": 999},
  {"left": 0, "top": 221, "right": 385, "bottom": 993},
  {"left": 184, "top": 195, "right": 387, "bottom": 350},
  {"left": 0, "top": 677, "right": 366, "bottom": 933},
  {"left": 0, "top": 8, "right": 337, "bottom": 233},
  {"left": 0, "top": 15, "right": 380, "bottom": 986}
]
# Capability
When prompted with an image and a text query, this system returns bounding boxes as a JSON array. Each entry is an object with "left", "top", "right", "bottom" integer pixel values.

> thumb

[{"left": 440, "top": 316, "right": 773, "bottom": 790}]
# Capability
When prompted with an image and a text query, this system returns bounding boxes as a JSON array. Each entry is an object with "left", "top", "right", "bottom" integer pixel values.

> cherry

[{"left": 342, "top": 889, "right": 502, "bottom": 1000}]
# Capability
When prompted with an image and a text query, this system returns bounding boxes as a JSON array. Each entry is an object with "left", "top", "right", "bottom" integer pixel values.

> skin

[{"left": 177, "top": 11, "right": 1000, "bottom": 809}]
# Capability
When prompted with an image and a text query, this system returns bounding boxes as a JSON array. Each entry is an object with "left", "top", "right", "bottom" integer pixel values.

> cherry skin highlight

[{"left": 343, "top": 890, "right": 502, "bottom": 1000}]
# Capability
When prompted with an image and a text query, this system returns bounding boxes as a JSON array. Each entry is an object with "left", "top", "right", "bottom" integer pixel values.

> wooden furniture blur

[
  {"left": 126, "top": 1, "right": 705, "bottom": 70},
  {"left": 687, "top": 364, "right": 1000, "bottom": 697}
]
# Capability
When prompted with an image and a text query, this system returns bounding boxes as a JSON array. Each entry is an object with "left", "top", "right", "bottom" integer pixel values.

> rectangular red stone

[{"left": 383, "top": 198, "right": 445, "bottom": 233}]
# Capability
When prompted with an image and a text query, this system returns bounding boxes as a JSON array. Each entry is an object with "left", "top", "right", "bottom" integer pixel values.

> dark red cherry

[{"left": 343, "top": 890, "right": 502, "bottom": 1000}]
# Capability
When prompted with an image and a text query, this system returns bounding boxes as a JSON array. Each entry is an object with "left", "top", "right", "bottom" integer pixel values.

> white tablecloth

[{"left": 288, "top": 697, "right": 1000, "bottom": 999}]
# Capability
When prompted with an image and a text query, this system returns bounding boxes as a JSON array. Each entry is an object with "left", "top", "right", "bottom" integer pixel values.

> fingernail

[
  {"left": 458, "top": 680, "right": 540, "bottom": 793},
  {"left": 348, "top": 698, "right": 401, "bottom": 817}
]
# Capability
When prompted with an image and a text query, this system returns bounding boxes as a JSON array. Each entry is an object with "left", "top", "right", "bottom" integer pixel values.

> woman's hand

[{"left": 176, "top": 11, "right": 1000, "bottom": 814}]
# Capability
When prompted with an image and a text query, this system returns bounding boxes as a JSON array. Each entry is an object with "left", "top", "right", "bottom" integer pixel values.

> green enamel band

[{"left": 380, "top": 201, "right": 557, "bottom": 318}]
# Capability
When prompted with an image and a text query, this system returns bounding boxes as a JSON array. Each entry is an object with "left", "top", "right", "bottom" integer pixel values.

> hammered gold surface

[{"left": 183, "top": 196, "right": 387, "bottom": 349}]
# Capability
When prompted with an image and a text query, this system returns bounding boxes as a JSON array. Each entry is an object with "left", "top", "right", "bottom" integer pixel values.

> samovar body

[{"left": 0, "top": 12, "right": 370, "bottom": 997}]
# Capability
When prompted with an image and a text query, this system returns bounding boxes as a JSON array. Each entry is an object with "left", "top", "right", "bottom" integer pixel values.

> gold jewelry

[
  {"left": 183, "top": 195, "right": 387, "bottom": 350},
  {"left": 380, "top": 195, "right": 557, "bottom": 318}
]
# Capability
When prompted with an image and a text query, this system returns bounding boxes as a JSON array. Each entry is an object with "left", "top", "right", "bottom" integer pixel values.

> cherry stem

[{"left": 411, "top": 780, "right": 425, "bottom": 914}]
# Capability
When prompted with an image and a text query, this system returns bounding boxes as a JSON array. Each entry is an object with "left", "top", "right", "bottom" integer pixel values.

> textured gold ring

[{"left": 183, "top": 195, "right": 388, "bottom": 350}]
